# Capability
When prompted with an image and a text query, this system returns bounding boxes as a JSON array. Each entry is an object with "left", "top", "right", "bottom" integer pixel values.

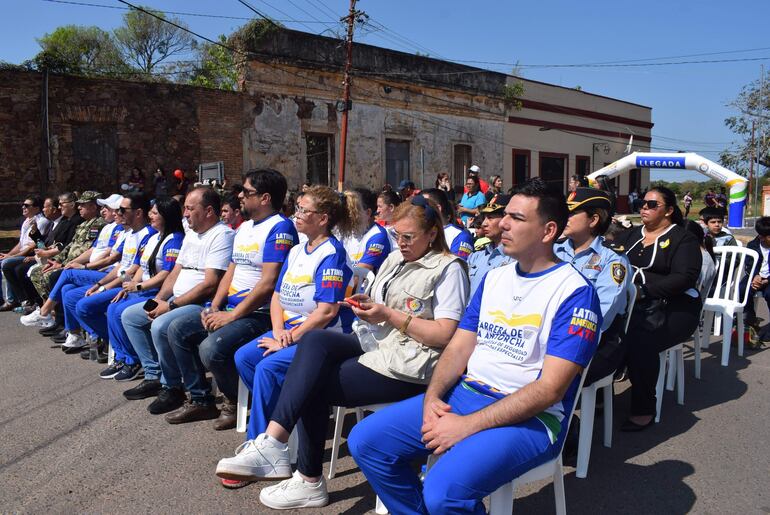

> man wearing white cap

[
  {"left": 464, "top": 165, "right": 489, "bottom": 195},
  {"left": 21, "top": 194, "right": 125, "bottom": 342}
]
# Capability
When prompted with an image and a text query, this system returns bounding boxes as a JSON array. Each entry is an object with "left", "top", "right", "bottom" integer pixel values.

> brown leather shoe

[
  {"left": 165, "top": 401, "right": 220, "bottom": 425},
  {"left": 213, "top": 399, "right": 237, "bottom": 431},
  {"left": 0, "top": 302, "right": 19, "bottom": 312}
]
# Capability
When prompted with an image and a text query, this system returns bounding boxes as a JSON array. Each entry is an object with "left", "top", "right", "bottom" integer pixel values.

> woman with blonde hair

[{"left": 216, "top": 196, "right": 470, "bottom": 508}]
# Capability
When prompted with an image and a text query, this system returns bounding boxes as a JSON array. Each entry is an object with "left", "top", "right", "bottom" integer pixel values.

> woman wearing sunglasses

[
  {"left": 215, "top": 195, "right": 470, "bottom": 509},
  {"left": 610, "top": 186, "right": 701, "bottom": 431},
  {"left": 215, "top": 186, "right": 358, "bottom": 485}
]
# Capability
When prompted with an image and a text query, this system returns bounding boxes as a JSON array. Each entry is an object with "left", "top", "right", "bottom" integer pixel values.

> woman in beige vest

[{"left": 215, "top": 196, "right": 470, "bottom": 508}]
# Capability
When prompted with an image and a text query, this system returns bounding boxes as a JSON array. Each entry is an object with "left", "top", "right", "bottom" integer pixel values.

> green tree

[
  {"left": 185, "top": 35, "right": 238, "bottom": 91},
  {"left": 722, "top": 70, "right": 770, "bottom": 176},
  {"left": 113, "top": 6, "right": 195, "bottom": 74},
  {"left": 31, "top": 25, "right": 126, "bottom": 76}
]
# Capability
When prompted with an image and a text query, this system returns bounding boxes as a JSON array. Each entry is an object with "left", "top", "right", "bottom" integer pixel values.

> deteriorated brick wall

[{"left": 0, "top": 70, "right": 244, "bottom": 227}]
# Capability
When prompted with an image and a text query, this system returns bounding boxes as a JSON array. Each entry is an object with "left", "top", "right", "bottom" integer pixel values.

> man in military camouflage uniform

[{"left": 30, "top": 191, "right": 105, "bottom": 300}]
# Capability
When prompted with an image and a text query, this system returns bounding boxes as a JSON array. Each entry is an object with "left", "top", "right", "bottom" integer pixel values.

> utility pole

[
  {"left": 749, "top": 120, "right": 756, "bottom": 216},
  {"left": 337, "top": 0, "right": 360, "bottom": 192}
]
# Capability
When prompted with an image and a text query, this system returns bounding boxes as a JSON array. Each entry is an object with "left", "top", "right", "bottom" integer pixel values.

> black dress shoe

[
  {"left": 124, "top": 379, "right": 162, "bottom": 400},
  {"left": 147, "top": 387, "right": 186, "bottom": 414},
  {"left": 620, "top": 417, "right": 655, "bottom": 432},
  {"left": 40, "top": 324, "right": 63, "bottom": 336}
]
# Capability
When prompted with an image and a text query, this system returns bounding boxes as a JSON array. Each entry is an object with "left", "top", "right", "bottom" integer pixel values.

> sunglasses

[
  {"left": 640, "top": 200, "right": 663, "bottom": 210},
  {"left": 22, "top": 203, "right": 33, "bottom": 208},
  {"left": 392, "top": 231, "right": 418, "bottom": 244},
  {"left": 118, "top": 206, "right": 135, "bottom": 214}
]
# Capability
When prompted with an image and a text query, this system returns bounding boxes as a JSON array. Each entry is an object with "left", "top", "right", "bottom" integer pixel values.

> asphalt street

[{"left": 0, "top": 310, "right": 769, "bottom": 514}]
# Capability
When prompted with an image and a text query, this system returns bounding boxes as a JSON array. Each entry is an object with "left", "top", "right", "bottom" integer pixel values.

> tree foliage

[
  {"left": 185, "top": 35, "right": 239, "bottom": 91},
  {"left": 113, "top": 6, "right": 196, "bottom": 74},
  {"left": 31, "top": 25, "right": 127, "bottom": 76},
  {"left": 722, "top": 70, "right": 770, "bottom": 176}
]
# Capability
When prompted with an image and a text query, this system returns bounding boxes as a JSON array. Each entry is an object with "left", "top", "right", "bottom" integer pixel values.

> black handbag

[{"left": 630, "top": 296, "right": 668, "bottom": 333}]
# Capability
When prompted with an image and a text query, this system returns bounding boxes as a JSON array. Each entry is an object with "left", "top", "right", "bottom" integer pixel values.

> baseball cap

[{"left": 97, "top": 193, "right": 124, "bottom": 210}]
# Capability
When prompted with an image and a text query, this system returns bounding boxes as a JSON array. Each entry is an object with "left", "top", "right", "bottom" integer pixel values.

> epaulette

[{"left": 602, "top": 240, "right": 626, "bottom": 254}]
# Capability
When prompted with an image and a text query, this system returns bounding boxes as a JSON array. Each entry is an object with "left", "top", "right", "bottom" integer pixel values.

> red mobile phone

[{"left": 344, "top": 297, "right": 362, "bottom": 309}]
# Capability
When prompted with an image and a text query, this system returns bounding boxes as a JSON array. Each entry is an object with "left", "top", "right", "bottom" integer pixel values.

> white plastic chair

[
  {"left": 327, "top": 406, "right": 364, "bottom": 480},
  {"left": 701, "top": 246, "right": 759, "bottom": 367},
  {"left": 236, "top": 376, "right": 249, "bottom": 433},
  {"left": 654, "top": 343, "right": 684, "bottom": 423},
  {"left": 692, "top": 266, "right": 718, "bottom": 379},
  {"left": 484, "top": 365, "right": 591, "bottom": 515},
  {"left": 575, "top": 278, "right": 636, "bottom": 479}
]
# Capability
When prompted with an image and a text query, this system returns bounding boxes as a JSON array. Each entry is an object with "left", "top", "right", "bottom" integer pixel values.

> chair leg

[
  {"left": 737, "top": 313, "right": 745, "bottom": 357},
  {"left": 713, "top": 313, "right": 722, "bottom": 337},
  {"left": 576, "top": 387, "right": 596, "bottom": 479},
  {"left": 328, "top": 406, "right": 346, "bottom": 480},
  {"left": 666, "top": 348, "right": 676, "bottom": 391},
  {"left": 693, "top": 328, "right": 702, "bottom": 379},
  {"left": 489, "top": 481, "right": 514, "bottom": 515},
  {"left": 553, "top": 458, "right": 567, "bottom": 515},
  {"left": 602, "top": 383, "right": 613, "bottom": 448},
  {"left": 721, "top": 313, "right": 734, "bottom": 367},
  {"left": 655, "top": 351, "right": 666, "bottom": 423},
  {"left": 355, "top": 407, "right": 364, "bottom": 423},
  {"left": 701, "top": 311, "right": 714, "bottom": 350},
  {"left": 236, "top": 377, "right": 248, "bottom": 433},
  {"left": 288, "top": 427, "right": 298, "bottom": 465},
  {"left": 375, "top": 495, "right": 389, "bottom": 515},
  {"left": 108, "top": 343, "right": 115, "bottom": 366},
  {"left": 676, "top": 347, "right": 685, "bottom": 405}
]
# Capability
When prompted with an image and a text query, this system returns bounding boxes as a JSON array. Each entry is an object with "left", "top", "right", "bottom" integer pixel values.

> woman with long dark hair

[
  {"left": 102, "top": 197, "right": 185, "bottom": 381},
  {"left": 611, "top": 186, "right": 702, "bottom": 431}
]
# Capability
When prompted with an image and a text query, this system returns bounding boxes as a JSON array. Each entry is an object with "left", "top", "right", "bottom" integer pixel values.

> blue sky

[{"left": 3, "top": 0, "right": 769, "bottom": 182}]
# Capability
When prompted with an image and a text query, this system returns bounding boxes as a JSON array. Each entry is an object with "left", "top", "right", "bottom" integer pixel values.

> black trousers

[
  {"left": 2, "top": 259, "right": 40, "bottom": 305},
  {"left": 270, "top": 329, "right": 426, "bottom": 477},
  {"left": 584, "top": 316, "right": 627, "bottom": 387},
  {"left": 625, "top": 295, "right": 701, "bottom": 416}
]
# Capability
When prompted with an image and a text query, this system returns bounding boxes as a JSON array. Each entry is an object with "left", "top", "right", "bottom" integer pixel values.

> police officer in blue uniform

[{"left": 555, "top": 187, "right": 631, "bottom": 385}]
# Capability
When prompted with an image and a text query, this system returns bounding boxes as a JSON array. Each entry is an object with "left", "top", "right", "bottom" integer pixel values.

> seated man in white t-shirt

[
  {"left": 349, "top": 178, "right": 602, "bottom": 514},
  {"left": 121, "top": 186, "right": 234, "bottom": 417}
]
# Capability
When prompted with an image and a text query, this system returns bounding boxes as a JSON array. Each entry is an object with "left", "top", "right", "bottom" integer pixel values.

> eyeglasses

[
  {"left": 118, "top": 206, "right": 135, "bottom": 214},
  {"left": 295, "top": 205, "right": 320, "bottom": 217},
  {"left": 241, "top": 188, "right": 260, "bottom": 198},
  {"left": 640, "top": 200, "right": 663, "bottom": 210},
  {"left": 392, "top": 231, "right": 418, "bottom": 245},
  {"left": 22, "top": 203, "right": 33, "bottom": 208},
  {"left": 59, "top": 200, "right": 74, "bottom": 205}
]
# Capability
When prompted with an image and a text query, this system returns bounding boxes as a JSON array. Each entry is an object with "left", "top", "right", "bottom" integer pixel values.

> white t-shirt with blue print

[
  {"left": 229, "top": 213, "right": 298, "bottom": 308},
  {"left": 459, "top": 261, "right": 601, "bottom": 442},
  {"left": 275, "top": 236, "right": 352, "bottom": 332},
  {"left": 139, "top": 232, "right": 184, "bottom": 281}
]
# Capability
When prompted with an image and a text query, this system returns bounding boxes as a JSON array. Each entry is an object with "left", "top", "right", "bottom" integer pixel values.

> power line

[
  {"left": 239, "top": 0, "right": 319, "bottom": 33},
  {"left": 40, "top": 0, "right": 331, "bottom": 23}
]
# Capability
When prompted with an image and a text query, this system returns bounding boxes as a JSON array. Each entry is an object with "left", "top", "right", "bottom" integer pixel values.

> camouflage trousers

[{"left": 29, "top": 265, "right": 63, "bottom": 301}]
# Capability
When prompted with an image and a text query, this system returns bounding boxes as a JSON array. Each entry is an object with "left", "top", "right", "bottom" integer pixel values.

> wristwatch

[
  {"left": 136, "top": 283, "right": 143, "bottom": 291},
  {"left": 168, "top": 300, "right": 178, "bottom": 310},
  {"left": 97, "top": 285, "right": 106, "bottom": 293}
]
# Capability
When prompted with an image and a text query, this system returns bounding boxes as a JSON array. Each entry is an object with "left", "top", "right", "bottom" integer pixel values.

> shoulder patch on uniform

[{"left": 611, "top": 262, "right": 626, "bottom": 285}]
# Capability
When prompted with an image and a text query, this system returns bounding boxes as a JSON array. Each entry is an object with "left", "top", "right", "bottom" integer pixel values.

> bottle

[{"left": 88, "top": 335, "right": 99, "bottom": 361}]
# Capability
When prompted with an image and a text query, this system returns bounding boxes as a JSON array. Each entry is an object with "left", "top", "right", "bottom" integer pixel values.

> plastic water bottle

[{"left": 88, "top": 335, "right": 99, "bottom": 361}]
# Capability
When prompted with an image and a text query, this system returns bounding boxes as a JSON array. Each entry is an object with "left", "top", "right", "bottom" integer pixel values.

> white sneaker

[
  {"left": 20, "top": 308, "right": 54, "bottom": 328},
  {"left": 62, "top": 332, "right": 85, "bottom": 349},
  {"left": 215, "top": 433, "right": 292, "bottom": 481},
  {"left": 259, "top": 470, "right": 329, "bottom": 510}
]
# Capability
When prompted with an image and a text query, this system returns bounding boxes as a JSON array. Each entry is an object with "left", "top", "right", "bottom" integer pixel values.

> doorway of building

[
  {"left": 71, "top": 123, "right": 118, "bottom": 193},
  {"left": 306, "top": 133, "right": 334, "bottom": 186},
  {"left": 539, "top": 153, "right": 567, "bottom": 193},
  {"left": 386, "top": 139, "right": 410, "bottom": 188}
]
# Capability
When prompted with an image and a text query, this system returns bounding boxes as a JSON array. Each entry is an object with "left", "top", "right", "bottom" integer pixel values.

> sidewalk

[{"left": 0, "top": 310, "right": 768, "bottom": 513}]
